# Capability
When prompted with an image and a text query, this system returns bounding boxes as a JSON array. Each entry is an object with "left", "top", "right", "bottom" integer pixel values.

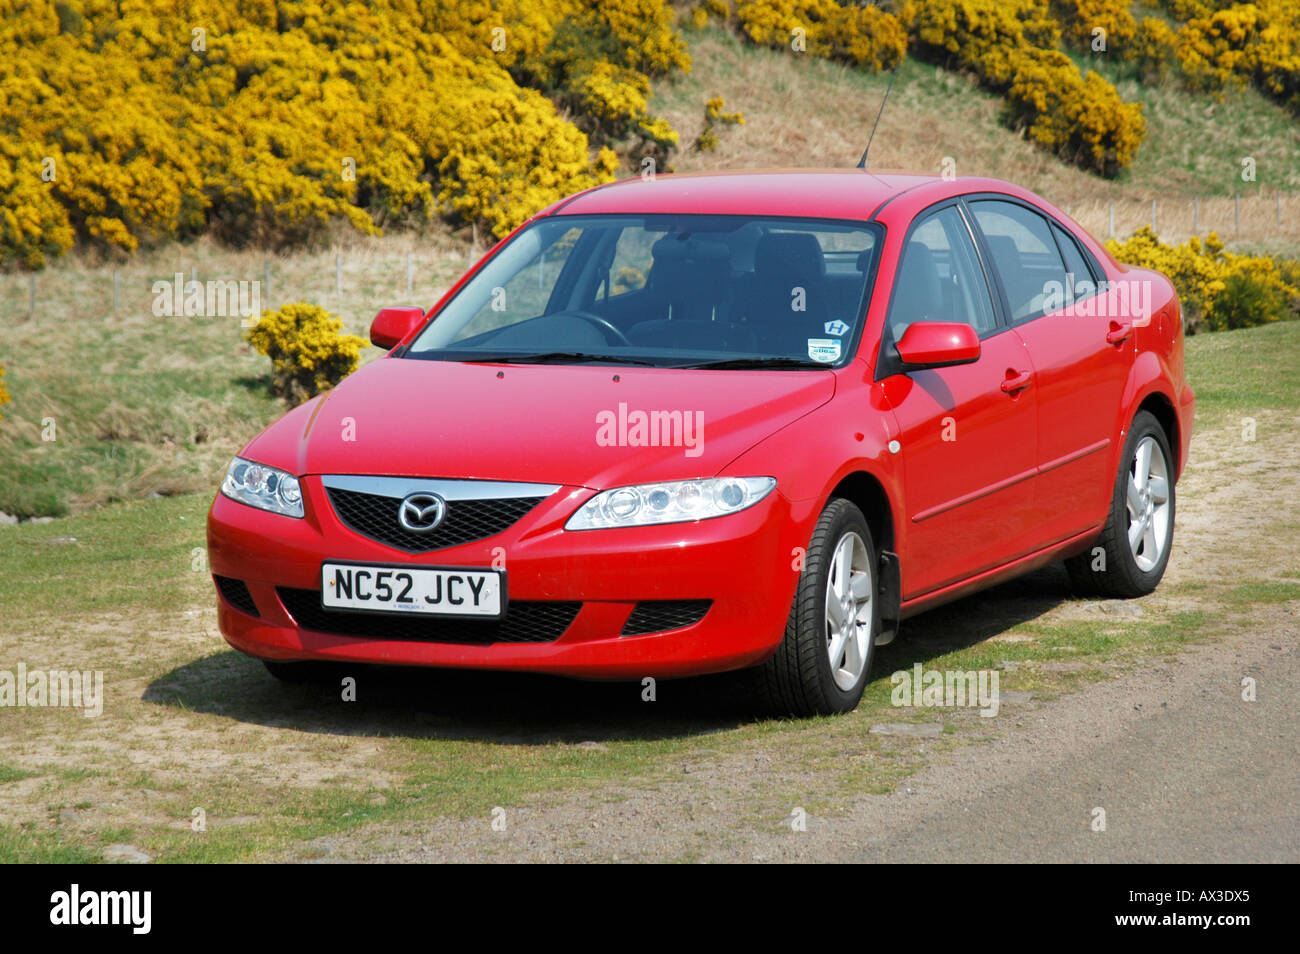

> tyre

[
  {"left": 1066, "top": 410, "right": 1175, "bottom": 598},
  {"left": 754, "top": 498, "right": 879, "bottom": 716}
]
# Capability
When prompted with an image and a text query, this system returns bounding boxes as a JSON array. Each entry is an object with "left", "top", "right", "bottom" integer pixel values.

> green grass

[
  {"left": 0, "top": 231, "right": 473, "bottom": 519},
  {"left": 1181, "top": 320, "right": 1300, "bottom": 419}
]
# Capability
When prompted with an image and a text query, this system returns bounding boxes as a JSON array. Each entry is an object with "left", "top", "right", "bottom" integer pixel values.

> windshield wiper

[
  {"left": 463, "top": 351, "right": 663, "bottom": 367},
  {"left": 674, "top": 356, "right": 830, "bottom": 370}
]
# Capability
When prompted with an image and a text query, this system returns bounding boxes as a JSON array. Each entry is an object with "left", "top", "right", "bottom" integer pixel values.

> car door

[
  {"left": 879, "top": 203, "right": 1040, "bottom": 599},
  {"left": 966, "top": 198, "right": 1135, "bottom": 545}
]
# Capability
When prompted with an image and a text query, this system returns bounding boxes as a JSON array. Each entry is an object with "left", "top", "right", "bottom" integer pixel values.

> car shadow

[
  {"left": 143, "top": 565, "right": 1077, "bottom": 744},
  {"left": 875, "top": 563, "right": 1076, "bottom": 672}
]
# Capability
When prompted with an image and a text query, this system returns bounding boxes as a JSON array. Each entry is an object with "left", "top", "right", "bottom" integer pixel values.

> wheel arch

[
  {"left": 827, "top": 469, "right": 895, "bottom": 554},
  {"left": 1136, "top": 390, "right": 1181, "bottom": 476},
  {"left": 1118, "top": 349, "right": 1184, "bottom": 481}
]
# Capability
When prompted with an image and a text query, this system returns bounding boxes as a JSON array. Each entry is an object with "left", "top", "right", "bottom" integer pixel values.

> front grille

[
  {"left": 277, "top": 588, "right": 580, "bottom": 644},
  {"left": 326, "top": 487, "right": 543, "bottom": 553},
  {"left": 621, "top": 599, "right": 712, "bottom": 636},
  {"left": 214, "top": 575, "right": 260, "bottom": 617}
]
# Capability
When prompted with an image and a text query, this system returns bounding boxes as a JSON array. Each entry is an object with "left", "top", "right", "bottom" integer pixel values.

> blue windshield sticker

[{"left": 807, "top": 338, "right": 841, "bottom": 363}]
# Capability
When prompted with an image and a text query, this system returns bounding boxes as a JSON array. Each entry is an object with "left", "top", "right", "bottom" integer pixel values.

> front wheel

[
  {"left": 1066, "top": 410, "right": 1176, "bottom": 598},
  {"left": 753, "top": 498, "right": 879, "bottom": 716}
]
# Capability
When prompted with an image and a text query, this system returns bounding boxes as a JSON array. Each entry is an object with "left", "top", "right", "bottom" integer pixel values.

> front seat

[
  {"left": 626, "top": 237, "right": 755, "bottom": 352},
  {"left": 736, "top": 232, "right": 829, "bottom": 355}
]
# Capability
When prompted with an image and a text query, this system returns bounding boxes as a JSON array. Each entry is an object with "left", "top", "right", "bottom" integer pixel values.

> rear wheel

[
  {"left": 1066, "top": 410, "right": 1175, "bottom": 598},
  {"left": 754, "top": 498, "right": 878, "bottom": 716}
]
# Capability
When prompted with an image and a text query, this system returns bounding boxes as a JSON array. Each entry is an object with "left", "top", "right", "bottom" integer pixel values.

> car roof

[{"left": 548, "top": 169, "right": 1030, "bottom": 222}]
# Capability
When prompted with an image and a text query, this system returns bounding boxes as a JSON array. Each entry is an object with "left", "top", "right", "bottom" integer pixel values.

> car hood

[{"left": 240, "top": 357, "right": 836, "bottom": 489}]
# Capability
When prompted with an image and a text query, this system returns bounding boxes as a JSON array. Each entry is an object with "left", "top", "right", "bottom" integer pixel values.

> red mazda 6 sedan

[{"left": 207, "top": 170, "right": 1194, "bottom": 715}]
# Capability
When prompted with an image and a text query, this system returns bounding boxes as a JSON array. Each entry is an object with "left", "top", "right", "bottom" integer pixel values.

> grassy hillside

[{"left": 654, "top": 27, "right": 1300, "bottom": 247}]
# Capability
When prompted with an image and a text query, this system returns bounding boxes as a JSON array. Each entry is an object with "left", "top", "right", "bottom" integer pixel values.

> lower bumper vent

[
  {"left": 621, "top": 599, "right": 712, "bottom": 636},
  {"left": 215, "top": 576, "right": 260, "bottom": 617},
  {"left": 277, "top": 588, "right": 580, "bottom": 644}
]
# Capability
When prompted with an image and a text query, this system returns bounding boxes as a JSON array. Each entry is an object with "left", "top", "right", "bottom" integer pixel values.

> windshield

[{"left": 405, "top": 213, "right": 882, "bottom": 368}]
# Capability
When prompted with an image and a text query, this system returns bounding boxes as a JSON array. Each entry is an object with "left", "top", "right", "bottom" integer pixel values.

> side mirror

[
  {"left": 370, "top": 306, "right": 427, "bottom": 350},
  {"left": 895, "top": 321, "right": 980, "bottom": 368}
]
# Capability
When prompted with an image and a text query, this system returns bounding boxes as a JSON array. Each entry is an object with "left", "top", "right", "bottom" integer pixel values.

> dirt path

[
  {"left": 294, "top": 615, "right": 1296, "bottom": 863},
  {"left": 288, "top": 415, "right": 1300, "bottom": 863}
]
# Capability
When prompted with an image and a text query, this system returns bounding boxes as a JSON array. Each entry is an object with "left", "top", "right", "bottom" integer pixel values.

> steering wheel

[{"left": 556, "top": 310, "right": 632, "bottom": 347}]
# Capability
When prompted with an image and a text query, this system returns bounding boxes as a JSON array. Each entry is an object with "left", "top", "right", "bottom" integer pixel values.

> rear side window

[
  {"left": 968, "top": 200, "right": 1070, "bottom": 322},
  {"left": 1051, "top": 223, "right": 1098, "bottom": 299}
]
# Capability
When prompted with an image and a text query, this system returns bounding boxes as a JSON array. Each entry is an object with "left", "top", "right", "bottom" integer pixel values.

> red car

[{"left": 207, "top": 170, "right": 1194, "bottom": 715}]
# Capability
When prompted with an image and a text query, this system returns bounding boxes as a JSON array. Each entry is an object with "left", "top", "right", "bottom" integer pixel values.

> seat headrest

[
  {"left": 648, "top": 236, "right": 732, "bottom": 320},
  {"left": 754, "top": 233, "right": 825, "bottom": 279}
]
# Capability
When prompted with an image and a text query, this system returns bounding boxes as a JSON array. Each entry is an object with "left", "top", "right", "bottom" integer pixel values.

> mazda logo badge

[{"left": 398, "top": 492, "right": 446, "bottom": 532}]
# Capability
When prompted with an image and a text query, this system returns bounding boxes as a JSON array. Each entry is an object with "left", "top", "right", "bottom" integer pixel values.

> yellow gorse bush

[
  {"left": 907, "top": 0, "right": 1144, "bottom": 175},
  {"left": 244, "top": 302, "right": 367, "bottom": 405},
  {"left": 695, "top": 96, "right": 745, "bottom": 151},
  {"left": 0, "top": 362, "right": 11, "bottom": 421},
  {"left": 1175, "top": 1, "right": 1300, "bottom": 110},
  {"left": 0, "top": 0, "right": 690, "bottom": 267},
  {"left": 1004, "top": 48, "right": 1145, "bottom": 175},
  {"left": 736, "top": 0, "right": 907, "bottom": 71},
  {"left": 1052, "top": 0, "right": 1138, "bottom": 52},
  {"left": 1107, "top": 227, "right": 1300, "bottom": 332}
]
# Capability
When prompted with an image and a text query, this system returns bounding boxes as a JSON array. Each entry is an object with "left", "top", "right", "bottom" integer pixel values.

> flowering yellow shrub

[
  {"left": 245, "top": 302, "right": 367, "bottom": 405},
  {"left": 0, "top": 362, "right": 11, "bottom": 421},
  {"left": 695, "top": 97, "right": 746, "bottom": 151},
  {"left": 1175, "top": 2, "right": 1300, "bottom": 110},
  {"left": 1052, "top": 0, "right": 1138, "bottom": 52},
  {"left": 736, "top": 0, "right": 907, "bottom": 71},
  {"left": 1134, "top": 17, "right": 1179, "bottom": 82},
  {"left": 1107, "top": 227, "right": 1300, "bottom": 332},
  {"left": 0, "top": 0, "right": 690, "bottom": 266},
  {"left": 910, "top": 0, "right": 1061, "bottom": 83},
  {"left": 908, "top": 0, "right": 1142, "bottom": 174},
  {"left": 0, "top": 140, "right": 75, "bottom": 269},
  {"left": 430, "top": 0, "right": 689, "bottom": 158},
  {"left": 688, "top": 0, "right": 734, "bottom": 30},
  {"left": 1005, "top": 48, "right": 1146, "bottom": 175}
]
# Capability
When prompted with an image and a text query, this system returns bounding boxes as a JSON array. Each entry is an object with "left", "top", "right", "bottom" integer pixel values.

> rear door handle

[
  {"left": 1106, "top": 320, "right": 1133, "bottom": 345},
  {"left": 1000, "top": 369, "right": 1033, "bottom": 394}
]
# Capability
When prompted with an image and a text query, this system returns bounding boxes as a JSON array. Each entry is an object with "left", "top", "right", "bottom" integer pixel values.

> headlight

[
  {"left": 565, "top": 477, "right": 776, "bottom": 530},
  {"left": 221, "top": 456, "right": 304, "bottom": 518}
]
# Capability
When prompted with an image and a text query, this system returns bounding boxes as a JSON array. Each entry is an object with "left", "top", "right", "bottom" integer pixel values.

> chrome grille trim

[{"left": 320, "top": 475, "right": 562, "bottom": 501}]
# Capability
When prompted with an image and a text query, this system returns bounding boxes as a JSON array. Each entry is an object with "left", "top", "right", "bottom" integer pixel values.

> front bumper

[{"left": 206, "top": 477, "right": 809, "bottom": 678}]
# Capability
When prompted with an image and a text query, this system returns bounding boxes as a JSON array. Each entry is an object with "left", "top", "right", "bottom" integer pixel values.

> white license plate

[{"left": 321, "top": 562, "right": 505, "bottom": 618}]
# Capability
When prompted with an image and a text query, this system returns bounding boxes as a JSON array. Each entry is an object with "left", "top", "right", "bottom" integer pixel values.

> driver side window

[{"left": 886, "top": 205, "right": 997, "bottom": 343}]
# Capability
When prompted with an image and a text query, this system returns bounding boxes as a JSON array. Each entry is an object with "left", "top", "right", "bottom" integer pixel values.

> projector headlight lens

[
  {"left": 566, "top": 477, "right": 776, "bottom": 530},
  {"left": 221, "top": 456, "right": 304, "bottom": 518}
]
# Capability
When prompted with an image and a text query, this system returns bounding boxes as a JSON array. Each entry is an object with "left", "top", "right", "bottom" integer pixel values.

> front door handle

[
  {"left": 1000, "top": 369, "right": 1033, "bottom": 394},
  {"left": 1106, "top": 320, "right": 1133, "bottom": 345}
]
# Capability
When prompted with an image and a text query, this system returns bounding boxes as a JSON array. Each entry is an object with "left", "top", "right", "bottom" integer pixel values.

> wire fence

[{"left": 1055, "top": 193, "right": 1296, "bottom": 246}]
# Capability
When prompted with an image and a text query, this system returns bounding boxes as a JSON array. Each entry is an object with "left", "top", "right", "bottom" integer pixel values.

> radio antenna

[{"left": 856, "top": 58, "right": 902, "bottom": 169}]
